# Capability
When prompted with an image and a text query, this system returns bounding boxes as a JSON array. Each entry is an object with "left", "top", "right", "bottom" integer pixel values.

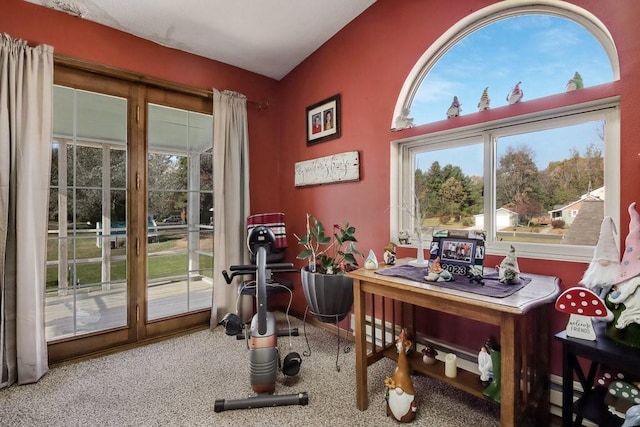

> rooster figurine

[{"left": 506, "top": 82, "right": 523, "bottom": 104}]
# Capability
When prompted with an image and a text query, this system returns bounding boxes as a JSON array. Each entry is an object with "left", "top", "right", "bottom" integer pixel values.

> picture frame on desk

[
  {"left": 306, "top": 94, "right": 341, "bottom": 145},
  {"left": 430, "top": 236, "right": 485, "bottom": 276}
]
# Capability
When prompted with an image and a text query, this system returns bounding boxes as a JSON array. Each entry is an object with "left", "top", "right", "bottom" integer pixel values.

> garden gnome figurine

[
  {"left": 384, "top": 328, "right": 417, "bottom": 422},
  {"left": 498, "top": 245, "right": 520, "bottom": 285},
  {"left": 446, "top": 96, "right": 462, "bottom": 118},
  {"left": 607, "top": 203, "right": 640, "bottom": 340},
  {"left": 422, "top": 344, "right": 438, "bottom": 365},
  {"left": 580, "top": 216, "right": 620, "bottom": 299},
  {"left": 506, "top": 81, "right": 523, "bottom": 104},
  {"left": 482, "top": 337, "right": 502, "bottom": 403},
  {"left": 477, "top": 341, "right": 493, "bottom": 387},
  {"left": 383, "top": 243, "right": 397, "bottom": 265},
  {"left": 365, "top": 249, "right": 379, "bottom": 270},
  {"left": 566, "top": 71, "right": 584, "bottom": 91},
  {"left": 477, "top": 87, "right": 491, "bottom": 111}
]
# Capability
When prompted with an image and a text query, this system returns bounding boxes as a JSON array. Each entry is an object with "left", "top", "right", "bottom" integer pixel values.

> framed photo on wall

[{"left": 306, "top": 94, "right": 341, "bottom": 145}]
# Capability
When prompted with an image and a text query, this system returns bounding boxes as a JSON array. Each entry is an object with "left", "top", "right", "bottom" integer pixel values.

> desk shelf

[
  {"left": 382, "top": 346, "right": 490, "bottom": 400},
  {"left": 573, "top": 387, "right": 623, "bottom": 427}
]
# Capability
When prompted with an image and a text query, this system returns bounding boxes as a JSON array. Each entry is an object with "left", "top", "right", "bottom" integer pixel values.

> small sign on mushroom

[{"left": 555, "top": 287, "right": 609, "bottom": 340}]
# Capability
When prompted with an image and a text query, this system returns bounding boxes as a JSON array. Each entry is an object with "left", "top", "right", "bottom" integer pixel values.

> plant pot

[{"left": 301, "top": 267, "right": 354, "bottom": 323}]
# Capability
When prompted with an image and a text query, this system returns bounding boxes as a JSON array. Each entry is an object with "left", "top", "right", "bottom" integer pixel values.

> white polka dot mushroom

[{"left": 555, "top": 286, "right": 609, "bottom": 340}]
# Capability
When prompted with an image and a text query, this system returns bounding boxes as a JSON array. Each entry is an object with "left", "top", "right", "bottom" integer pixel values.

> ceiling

[{"left": 25, "top": 0, "right": 376, "bottom": 80}]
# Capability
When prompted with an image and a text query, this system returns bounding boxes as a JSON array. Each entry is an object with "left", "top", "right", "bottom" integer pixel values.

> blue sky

[{"left": 412, "top": 15, "right": 613, "bottom": 176}]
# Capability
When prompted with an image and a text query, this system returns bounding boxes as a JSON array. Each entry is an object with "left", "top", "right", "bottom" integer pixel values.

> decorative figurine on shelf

[
  {"left": 482, "top": 337, "right": 502, "bottom": 403},
  {"left": 506, "top": 81, "right": 523, "bottom": 104},
  {"left": 555, "top": 287, "right": 610, "bottom": 340},
  {"left": 398, "top": 229, "right": 411, "bottom": 245},
  {"left": 425, "top": 257, "right": 453, "bottom": 282},
  {"left": 421, "top": 344, "right": 438, "bottom": 365},
  {"left": 477, "top": 87, "right": 491, "bottom": 111},
  {"left": 606, "top": 202, "right": 640, "bottom": 348},
  {"left": 565, "top": 71, "right": 584, "bottom": 91},
  {"left": 580, "top": 216, "right": 620, "bottom": 299},
  {"left": 383, "top": 243, "right": 397, "bottom": 266},
  {"left": 394, "top": 108, "right": 415, "bottom": 130},
  {"left": 477, "top": 341, "right": 493, "bottom": 387},
  {"left": 384, "top": 328, "right": 417, "bottom": 423},
  {"left": 365, "top": 249, "right": 379, "bottom": 270},
  {"left": 497, "top": 245, "right": 520, "bottom": 285},
  {"left": 446, "top": 96, "right": 462, "bottom": 118},
  {"left": 467, "top": 265, "right": 484, "bottom": 285}
]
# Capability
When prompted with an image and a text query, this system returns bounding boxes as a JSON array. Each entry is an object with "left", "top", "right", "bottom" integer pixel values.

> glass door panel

[
  {"left": 147, "top": 104, "right": 213, "bottom": 321},
  {"left": 47, "top": 86, "right": 128, "bottom": 340}
]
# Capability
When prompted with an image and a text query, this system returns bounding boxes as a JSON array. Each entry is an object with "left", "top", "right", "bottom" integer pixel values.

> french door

[{"left": 46, "top": 62, "right": 213, "bottom": 362}]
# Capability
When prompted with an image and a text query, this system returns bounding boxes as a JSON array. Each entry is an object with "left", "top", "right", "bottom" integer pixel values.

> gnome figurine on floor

[
  {"left": 384, "top": 328, "right": 417, "bottom": 423},
  {"left": 580, "top": 216, "right": 620, "bottom": 299},
  {"left": 497, "top": 245, "right": 520, "bottom": 285}
]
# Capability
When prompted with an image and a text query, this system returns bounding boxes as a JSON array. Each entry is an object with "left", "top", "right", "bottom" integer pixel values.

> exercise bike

[{"left": 214, "top": 225, "right": 308, "bottom": 412}]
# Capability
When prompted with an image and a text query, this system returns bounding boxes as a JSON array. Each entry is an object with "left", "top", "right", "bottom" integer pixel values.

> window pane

[
  {"left": 411, "top": 15, "right": 613, "bottom": 125},
  {"left": 413, "top": 143, "right": 484, "bottom": 239},
  {"left": 495, "top": 120, "right": 605, "bottom": 245}
]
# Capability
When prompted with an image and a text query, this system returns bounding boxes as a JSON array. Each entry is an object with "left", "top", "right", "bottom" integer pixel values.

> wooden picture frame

[{"left": 306, "top": 94, "right": 341, "bottom": 145}]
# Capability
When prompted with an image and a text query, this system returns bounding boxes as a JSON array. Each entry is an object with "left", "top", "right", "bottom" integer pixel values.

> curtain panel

[
  {"left": 211, "top": 89, "right": 251, "bottom": 325},
  {"left": 0, "top": 33, "right": 53, "bottom": 387}
]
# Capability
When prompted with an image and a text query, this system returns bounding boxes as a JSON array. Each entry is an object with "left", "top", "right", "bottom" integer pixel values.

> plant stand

[
  {"left": 302, "top": 306, "right": 351, "bottom": 372},
  {"left": 300, "top": 268, "right": 354, "bottom": 372}
]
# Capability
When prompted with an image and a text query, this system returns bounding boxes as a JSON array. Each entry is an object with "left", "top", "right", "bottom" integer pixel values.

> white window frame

[{"left": 391, "top": 97, "right": 620, "bottom": 262}]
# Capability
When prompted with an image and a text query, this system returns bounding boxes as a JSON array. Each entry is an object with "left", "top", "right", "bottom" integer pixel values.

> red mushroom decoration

[{"left": 555, "top": 287, "right": 609, "bottom": 340}]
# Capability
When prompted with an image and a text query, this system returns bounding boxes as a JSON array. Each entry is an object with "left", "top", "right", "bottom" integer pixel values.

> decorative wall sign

[
  {"left": 294, "top": 151, "right": 359, "bottom": 187},
  {"left": 306, "top": 94, "right": 341, "bottom": 145}
]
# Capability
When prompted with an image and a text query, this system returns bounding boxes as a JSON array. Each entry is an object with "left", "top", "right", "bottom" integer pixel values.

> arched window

[{"left": 390, "top": 2, "right": 620, "bottom": 262}]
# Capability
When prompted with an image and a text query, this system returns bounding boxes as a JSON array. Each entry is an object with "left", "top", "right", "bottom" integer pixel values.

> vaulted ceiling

[{"left": 25, "top": 0, "right": 376, "bottom": 80}]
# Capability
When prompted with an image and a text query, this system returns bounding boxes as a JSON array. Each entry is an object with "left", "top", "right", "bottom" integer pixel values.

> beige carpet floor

[{"left": 0, "top": 314, "right": 499, "bottom": 426}]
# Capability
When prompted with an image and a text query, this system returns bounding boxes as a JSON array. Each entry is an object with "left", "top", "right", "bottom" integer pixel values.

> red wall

[
  {"left": 277, "top": 0, "right": 640, "bottom": 375},
  {"left": 4, "top": 0, "right": 640, "bottom": 376}
]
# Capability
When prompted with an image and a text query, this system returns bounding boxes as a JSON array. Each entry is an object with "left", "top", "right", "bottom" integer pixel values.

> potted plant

[{"left": 296, "top": 214, "right": 363, "bottom": 323}]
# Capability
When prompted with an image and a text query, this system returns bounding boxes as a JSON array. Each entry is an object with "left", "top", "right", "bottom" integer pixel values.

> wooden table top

[{"left": 347, "top": 258, "right": 560, "bottom": 315}]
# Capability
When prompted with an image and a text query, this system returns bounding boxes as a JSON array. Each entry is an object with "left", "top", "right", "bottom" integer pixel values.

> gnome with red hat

[{"left": 606, "top": 202, "right": 640, "bottom": 346}]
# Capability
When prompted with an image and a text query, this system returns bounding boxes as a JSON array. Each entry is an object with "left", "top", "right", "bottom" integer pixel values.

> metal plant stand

[{"left": 302, "top": 306, "right": 351, "bottom": 372}]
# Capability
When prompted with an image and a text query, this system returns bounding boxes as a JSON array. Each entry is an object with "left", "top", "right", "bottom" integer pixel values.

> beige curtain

[
  {"left": 0, "top": 34, "right": 53, "bottom": 387},
  {"left": 211, "top": 89, "right": 251, "bottom": 325}
]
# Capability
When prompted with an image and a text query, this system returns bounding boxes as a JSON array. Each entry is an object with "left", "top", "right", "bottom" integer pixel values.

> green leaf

[{"left": 297, "top": 249, "right": 313, "bottom": 260}]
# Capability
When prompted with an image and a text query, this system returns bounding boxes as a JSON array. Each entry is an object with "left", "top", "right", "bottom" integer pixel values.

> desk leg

[
  {"left": 500, "top": 314, "right": 518, "bottom": 427},
  {"left": 562, "top": 344, "right": 574, "bottom": 426},
  {"left": 353, "top": 278, "right": 368, "bottom": 410}
]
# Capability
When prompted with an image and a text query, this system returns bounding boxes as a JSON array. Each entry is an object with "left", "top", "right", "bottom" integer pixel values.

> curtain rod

[{"left": 54, "top": 53, "right": 269, "bottom": 110}]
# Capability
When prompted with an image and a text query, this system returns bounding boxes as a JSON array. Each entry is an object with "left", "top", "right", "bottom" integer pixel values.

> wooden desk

[{"left": 347, "top": 263, "right": 559, "bottom": 427}]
